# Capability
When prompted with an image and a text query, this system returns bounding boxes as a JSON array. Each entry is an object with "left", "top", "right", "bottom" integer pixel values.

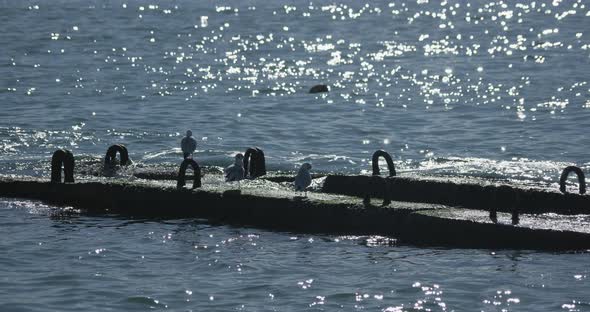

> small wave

[
  {"left": 124, "top": 296, "right": 168, "bottom": 308},
  {"left": 142, "top": 148, "right": 180, "bottom": 160}
]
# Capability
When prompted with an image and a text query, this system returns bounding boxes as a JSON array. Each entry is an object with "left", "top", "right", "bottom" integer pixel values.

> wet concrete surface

[{"left": 2, "top": 169, "right": 590, "bottom": 250}]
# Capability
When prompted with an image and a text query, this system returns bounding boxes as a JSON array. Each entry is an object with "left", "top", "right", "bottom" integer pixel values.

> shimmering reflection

[
  {"left": 1, "top": 2, "right": 590, "bottom": 310},
  {"left": 2, "top": 199, "right": 590, "bottom": 310},
  {"left": 1, "top": 0, "right": 589, "bottom": 184}
]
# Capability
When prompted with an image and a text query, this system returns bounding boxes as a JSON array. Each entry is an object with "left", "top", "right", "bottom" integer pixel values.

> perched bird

[
  {"left": 181, "top": 130, "right": 197, "bottom": 159},
  {"left": 294, "top": 163, "right": 312, "bottom": 196},
  {"left": 225, "top": 153, "right": 245, "bottom": 185}
]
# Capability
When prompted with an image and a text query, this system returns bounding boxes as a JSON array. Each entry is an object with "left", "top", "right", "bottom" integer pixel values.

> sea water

[{"left": 1, "top": 0, "right": 589, "bottom": 310}]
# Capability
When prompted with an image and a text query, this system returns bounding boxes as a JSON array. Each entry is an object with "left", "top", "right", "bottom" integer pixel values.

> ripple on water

[
  {"left": 1, "top": 198, "right": 590, "bottom": 310},
  {"left": 1, "top": 1, "right": 589, "bottom": 179},
  {"left": 2, "top": 1, "right": 590, "bottom": 309},
  {"left": 124, "top": 296, "right": 168, "bottom": 308}
]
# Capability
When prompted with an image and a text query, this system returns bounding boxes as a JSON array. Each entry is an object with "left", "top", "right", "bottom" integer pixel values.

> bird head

[{"left": 301, "top": 163, "right": 312, "bottom": 171}]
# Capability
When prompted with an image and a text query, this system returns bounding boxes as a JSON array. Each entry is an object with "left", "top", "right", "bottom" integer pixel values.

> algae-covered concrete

[
  {"left": 323, "top": 175, "right": 590, "bottom": 215},
  {"left": 0, "top": 175, "right": 427, "bottom": 235},
  {"left": 2, "top": 174, "right": 590, "bottom": 250},
  {"left": 74, "top": 159, "right": 589, "bottom": 216},
  {"left": 402, "top": 209, "right": 590, "bottom": 250}
]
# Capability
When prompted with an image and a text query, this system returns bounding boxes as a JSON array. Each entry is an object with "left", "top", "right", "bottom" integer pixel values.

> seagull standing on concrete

[
  {"left": 225, "top": 153, "right": 245, "bottom": 187},
  {"left": 294, "top": 163, "right": 312, "bottom": 196},
  {"left": 181, "top": 130, "right": 197, "bottom": 159}
]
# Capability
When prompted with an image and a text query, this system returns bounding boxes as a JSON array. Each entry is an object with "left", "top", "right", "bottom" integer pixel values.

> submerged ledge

[
  {"left": 76, "top": 159, "right": 588, "bottom": 215},
  {"left": 1, "top": 175, "right": 590, "bottom": 250},
  {"left": 323, "top": 175, "right": 590, "bottom": 215}
]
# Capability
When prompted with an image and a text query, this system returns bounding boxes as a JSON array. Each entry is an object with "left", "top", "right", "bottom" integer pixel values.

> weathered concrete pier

[
  {"left": 1, "top": 174, "right": 589, "bottom": 250},
  {"left": 322, "top": 174, "right": 590, "bottom": 215},
  {"left": 2, "top": 147, "right": 588, "bottom": 250}
]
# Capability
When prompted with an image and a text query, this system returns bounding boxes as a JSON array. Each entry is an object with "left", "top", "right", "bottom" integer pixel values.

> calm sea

[{"left": 1, "top": 0, "right": 589, "bottom": 310}]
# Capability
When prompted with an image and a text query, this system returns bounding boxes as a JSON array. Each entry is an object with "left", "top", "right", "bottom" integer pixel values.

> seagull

[
  {"left": 294, "top": 163, "right": 312, "bottom": 196},
  {"left": 225, "top": 153, "right": 245, "bottom": 187},
  {"left": 181, "top": 130, "right": 197, "bottom": 159}
]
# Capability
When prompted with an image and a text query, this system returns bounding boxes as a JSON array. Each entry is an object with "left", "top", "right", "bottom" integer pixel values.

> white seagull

[
  {"left": 225, "top": 153, "right": 245, "bottom": 187},
  {"left": 294, "top": 163, "right": 312, "bottom": 196},
  {"left": 181, "top": 130, "right": 197, "bottom": 159}
]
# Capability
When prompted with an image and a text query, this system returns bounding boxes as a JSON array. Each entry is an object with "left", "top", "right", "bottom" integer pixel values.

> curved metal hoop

[
  {"left": 372, "top": 150, "right": 396, "bottom": 177},
  {"left": 177, "top": 159, "right": 201, "bottom": 189},
  {"left": 243, "top": 147, "right": 266, "bottom": 178},
  {"left": 559, "top": 166, "right": 586, "bottom": 194},
  {"left": 363, "top": 176, "right": 391, "bottom": 207},
  {"left": 51, "top": 149, "right": 75, "bottom": 183},
  {"left": 105, "top": 144, "right": 130, "bottom": 166}
]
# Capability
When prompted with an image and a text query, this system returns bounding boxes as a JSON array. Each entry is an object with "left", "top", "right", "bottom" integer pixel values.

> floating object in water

[
  {"left": 225, "top": 154, "right": 245, "bottom": 182},
  {"left": 294, "top": 163, "right": 312, "bottom": 195},
  {"left": 177, "top": 158, "right": 201, "bottom": 189},
  {"left": 243, "top": 147, "right": 266, "bottom": 178},
  {"left": 309, "top": 84, "right": 329, "bottom": 93},
  {"left": 51, "top": 149, "right": 74, "bottom": 183},
  {"left": 559, "top": 166, "right": 586, "bottom": 194},
  {"left": 105, "top": 144, "right": 130, "bottom": 166}
]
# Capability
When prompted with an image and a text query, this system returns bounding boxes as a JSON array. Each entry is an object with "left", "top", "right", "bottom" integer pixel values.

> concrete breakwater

[
  {"left": 118, "top": 167, "right": 589, "bottom": 215},
  {"left": 72, "top": 145, "right": 588, "bottom": 216},
  {"left": 1, "top": 176, "right": 590, "bottom": 250},
  {"left": 67, "top": 146, "right": 588, "bottom": 218},
  {"left": 322, "top": 175, "right": 590, "bottom": 215},
  {"left": 84, "top": 163, "right": 589, "bottom": 216}
]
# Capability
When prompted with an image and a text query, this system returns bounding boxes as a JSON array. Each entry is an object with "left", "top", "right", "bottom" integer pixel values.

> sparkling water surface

[
  {"left": 1, "top": 199, "right": 589, "bottom": 311},
  {"left": 1, "top": 0, "right": 589, "bottom": 177},
  {"left": 1, "top": 0, "right": 590, "bottom": 310}
]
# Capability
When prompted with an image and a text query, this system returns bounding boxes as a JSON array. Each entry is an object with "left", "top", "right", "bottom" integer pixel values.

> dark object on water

[
  {"left": 309, "top": 84, "right": 329, "bottom": 93},
  {"left": 105, "top": 144, "right": 130, "bottom": 166},
  {"left": 372, "top": 150, "right": 396, "bottom": 177},
  {"left": 244, "top": 147, "right": 266, "bottom": 178},
  {"left": 559, "top": 166, "right": 586, "bottom": 194},
  {"left": 177, "top": 159, "right": 201, "bottom": 189},
  {"left": 51, "top": 149, "right": 75, "bottom": 183}
]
